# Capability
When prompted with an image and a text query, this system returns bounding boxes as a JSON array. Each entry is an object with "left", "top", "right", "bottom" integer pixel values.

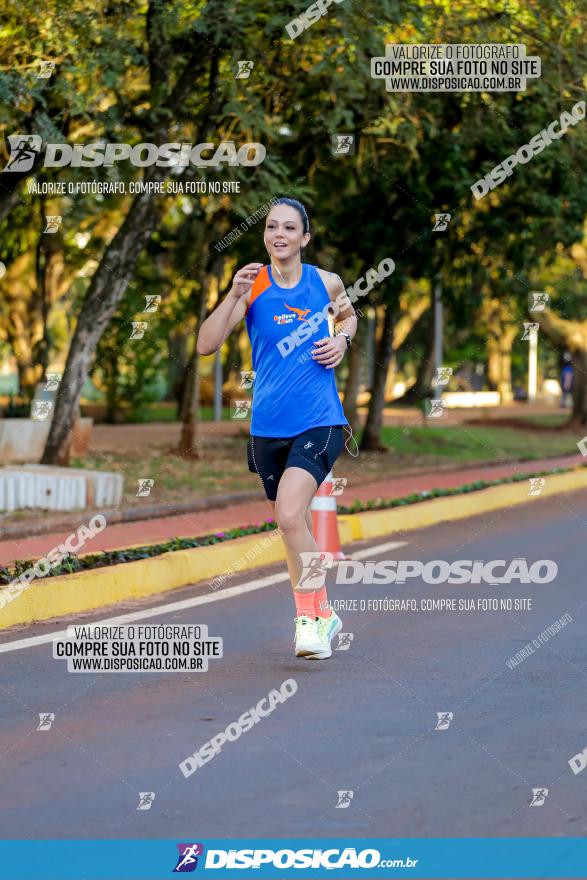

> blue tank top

[{"left": 244, "top": 262, "right": 349, "bottom": 437}]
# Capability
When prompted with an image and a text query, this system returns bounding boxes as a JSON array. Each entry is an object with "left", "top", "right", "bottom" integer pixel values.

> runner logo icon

[
  {"left": 335, "top": 790, "right": 354, "bottom": 808},
  {"left": 435, "top": 712, "right": 453, "bottom": 730},
  {"left": 173, "top": 843, "right": 204, "bottom": 872},
  {"left": 298, "top": 551, "right": 334, "bottom": 591},
  {"left": 37, "top": 713, "right": 55, "bottom": 731}
]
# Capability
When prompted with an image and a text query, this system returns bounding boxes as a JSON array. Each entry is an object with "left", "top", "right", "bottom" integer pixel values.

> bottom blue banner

[{"left": 0, "top": 837, "right": 585, "bottom": 878}]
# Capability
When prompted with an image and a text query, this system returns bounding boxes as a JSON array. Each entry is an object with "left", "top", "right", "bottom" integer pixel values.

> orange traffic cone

[{"left": 311, "top": 470, "right": 352, "bottom": 561}]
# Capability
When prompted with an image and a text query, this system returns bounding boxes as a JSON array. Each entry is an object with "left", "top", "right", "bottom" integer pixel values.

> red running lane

[{"left": 0, "top": 454, "right": 582, "bottom": 566}]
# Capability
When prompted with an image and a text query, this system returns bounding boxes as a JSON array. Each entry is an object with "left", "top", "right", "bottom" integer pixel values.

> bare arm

[
  {"left": 316, "top": 268, "right": 358, "bottom": 340},
  {"left": 311, "top": 268, "right": 358, "bottom": 369},
  {"left": 196, "top": 263, "right": 263, "bottom": 356}
]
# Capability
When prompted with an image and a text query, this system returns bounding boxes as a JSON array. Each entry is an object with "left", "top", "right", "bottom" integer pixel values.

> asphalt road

[{"left": 1, "top": 489, "right": 586, "bottom": 843}]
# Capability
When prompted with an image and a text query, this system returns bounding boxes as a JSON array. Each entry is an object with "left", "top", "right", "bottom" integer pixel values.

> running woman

[{"left": 197, "top": 197, "right": 358, "bottom": 659}]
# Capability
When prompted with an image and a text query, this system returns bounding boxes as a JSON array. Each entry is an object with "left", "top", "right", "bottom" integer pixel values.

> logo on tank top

[{"left": 273, "top": 302, "right": 310, "bottom": 325}]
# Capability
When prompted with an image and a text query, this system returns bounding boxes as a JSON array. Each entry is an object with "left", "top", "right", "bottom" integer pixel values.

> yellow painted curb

[
  {"left": 0, "top": 529, "right": 286, "bottom": 630},
  {"left": 1, "top": 466, "right": 585, "bottom": 630},
  {"left": 339, "top": 466, "right": 587, "bottom": 539}
]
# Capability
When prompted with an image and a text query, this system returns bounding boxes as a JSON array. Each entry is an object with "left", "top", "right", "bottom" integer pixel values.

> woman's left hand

[{"left": 310, "top": 335, "right": 347, "bottom": 369}]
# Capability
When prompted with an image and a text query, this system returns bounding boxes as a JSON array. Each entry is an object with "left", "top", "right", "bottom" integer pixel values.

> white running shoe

[
  {"left": 294, "top": 615, "right": 323, "bottom": 657},
  {"left": 307, "top": 611, "right": 342, "bottom": 660}
]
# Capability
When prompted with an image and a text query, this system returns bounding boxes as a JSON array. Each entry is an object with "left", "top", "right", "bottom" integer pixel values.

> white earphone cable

[{"left": 343, "top": 424, "right": 359, "bottom": 458}]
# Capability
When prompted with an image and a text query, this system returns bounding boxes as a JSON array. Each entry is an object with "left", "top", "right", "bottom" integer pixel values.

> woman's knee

[{"left": 274, "top": 501, "right": 306, "bottom": 533}]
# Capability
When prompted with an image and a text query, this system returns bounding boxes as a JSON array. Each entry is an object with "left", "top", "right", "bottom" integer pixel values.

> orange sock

[
  {"left": 314, "top": 586, "right": 331, "bottom": 619},
  {"left": 294, "top": 591, "right": 317, "bottom": 617}
]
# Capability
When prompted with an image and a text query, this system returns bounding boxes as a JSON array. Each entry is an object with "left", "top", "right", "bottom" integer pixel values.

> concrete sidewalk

[{"left": 0, "top": 453, "right": 582, "bottom": 567}]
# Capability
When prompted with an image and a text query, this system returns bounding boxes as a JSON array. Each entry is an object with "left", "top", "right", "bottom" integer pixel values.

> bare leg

[
  {"left": 269, "top": 499, "right": 312, "bottom": 531},
  {"left": 273, "top": 467, "right": 324, "bottom": 592},
  {"left": 268, "top": 494, "right": 316, "bottom": 589},
  {"left": 268, "top": 498, "right": 299, "bottom": 586}
]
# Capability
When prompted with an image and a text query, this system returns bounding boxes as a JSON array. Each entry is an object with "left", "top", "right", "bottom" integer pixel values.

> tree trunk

[
  {"left": 11, "top": 333, "right": 37, "bottom": 400},
  {"left": 177, "top": 284, "right": 208, "bottom": 458},
  {"left": 166, "top": 329, "right": 189, "bottom": 405},
  {"left": 487, "top": 330, "right": 516, "bottom": 402},
  {"left": 394, "top": 324, "right": 435, "bottom": 405},
  {"left": 383, "top": 291, "right": 431, "bottom": 403},
  {"left": 224, "top": 325, "right": 242, "bottom": 387},
  {"left": 174, "top": 240, "right": 227, "bottom": 455},
  {"left": 177, "top": 340, "right": 202, "bottom": 457},
  {"left": 360, "top": 304, "right": 394, "bottom": 452},
  {"left": 486, "top": 343, "right": 500, "bottom": 391},
  {"left": 342, "top": 313, "right": 366, "bottom": 439},
  {"left": 104, "top": 354, "right": 120, "bottom": 423},
  {"left": 364, "top": 309, "right": 377, "bottom": 395},
  {"left": 383, "top": 353, "right": 398, "bottom": 403},
  {"left": 41, "top": 189, "right": 165, "bottom": 464},
  {"left": 534, "top": 310, "right": 587, "bottom": 426},
  {"left": 16, "top": 359, "right": 30, "bottom": 399},
  {"left": 32, "top": 194, "right": 65, "bottom": 387},
  {"left": 483, "top": 292, "right": 517, "bottom": 403},
  {"left": 174, "top": 366, "right": 188, "bottom": 421},
  {"left": 498, "top": 328, "right": 517, "bottom": 403},
  {"left": 571, "top": 349, "right": 587, "bottom": 425}
]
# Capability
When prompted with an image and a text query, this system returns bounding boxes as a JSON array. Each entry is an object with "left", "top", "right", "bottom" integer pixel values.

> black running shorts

[{"left": 246, "top": 424, "right": 345, "bottom": 501}]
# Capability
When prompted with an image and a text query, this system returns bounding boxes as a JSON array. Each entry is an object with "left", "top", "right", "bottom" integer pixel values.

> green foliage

[
  {"left": 93, "top": 286, "right": 170, "bottom": 421},
  {"left": 0, "top": 0, "right": 585, "bottom": 414}
]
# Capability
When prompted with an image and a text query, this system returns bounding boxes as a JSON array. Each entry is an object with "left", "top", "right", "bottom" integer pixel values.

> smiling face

[{"left": 264, "top": 204, "right": 310, "bottom": 260}]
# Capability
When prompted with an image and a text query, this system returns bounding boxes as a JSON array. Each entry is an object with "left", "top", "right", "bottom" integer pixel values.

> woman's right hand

[{"left": 229, "top": 263, "right": 264, "bottom": 299}]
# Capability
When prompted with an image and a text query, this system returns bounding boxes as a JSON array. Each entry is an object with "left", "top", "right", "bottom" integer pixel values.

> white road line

[
  {"left": 0, "top": 540, "right": 407, "bottom": 654},
  {"left": 351, "top": 541, "right": 406, "bottom": 560}
]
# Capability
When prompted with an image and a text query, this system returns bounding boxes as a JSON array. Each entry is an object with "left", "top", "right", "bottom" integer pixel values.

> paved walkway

[{"left": 1, "top": 453, "right": 582, "bottom": 567}]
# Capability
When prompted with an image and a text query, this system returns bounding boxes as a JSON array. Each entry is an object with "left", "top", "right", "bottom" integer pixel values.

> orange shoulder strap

[{"left": 245, "top": 266, "right": 271, "bottom": 314}]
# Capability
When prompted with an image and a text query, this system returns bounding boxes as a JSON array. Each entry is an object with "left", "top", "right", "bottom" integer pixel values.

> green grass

[
  {"left": 127, "top": 403, "right": 178, "bottom": 422},
  {"left": 199, "top": 406, "right": 234, "bottom": 421},
  {"left": 79, "top": 402, "right": 235, "bottom": 423},
  {"left": 148, "top": 404, "right": 237, "bottom": 423},
  {"left": 380, "top": 424, "right": 577, "bottom": 465},
  {"left": 141, "top": 404, "right": 233, "bottom": 422},
  {"left": 517, "top": 413, "right": 571, "bottom": 428},
  {"left": 144, "top": 404, "right": 234, "bottom": 423}
]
